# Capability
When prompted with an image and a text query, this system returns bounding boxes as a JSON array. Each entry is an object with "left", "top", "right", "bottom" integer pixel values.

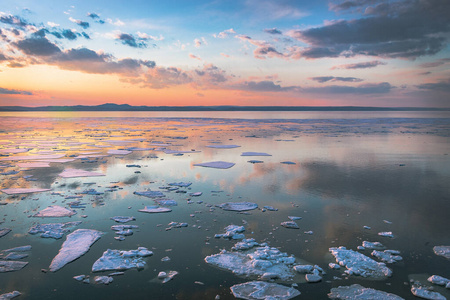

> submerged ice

[
  {"left": 230, "top": 281, "right": 300, "bottom": 300},
  {"left": 328, "top": 284, "right": 404, "bottom": 299}
]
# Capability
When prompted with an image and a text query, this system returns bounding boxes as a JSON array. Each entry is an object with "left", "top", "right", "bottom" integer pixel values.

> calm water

[{"left": 0, "top": 111, "right": 449, "bottom": 299}]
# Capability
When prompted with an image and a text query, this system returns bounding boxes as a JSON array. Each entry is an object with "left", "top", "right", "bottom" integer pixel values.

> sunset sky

[{"left": 0, "top": 0, "right": 449, "bottom": 107}]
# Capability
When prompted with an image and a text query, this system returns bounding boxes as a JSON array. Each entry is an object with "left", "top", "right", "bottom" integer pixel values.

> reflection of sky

[{"left": 0, "top": 113, "right": 449, "bottom": 299}]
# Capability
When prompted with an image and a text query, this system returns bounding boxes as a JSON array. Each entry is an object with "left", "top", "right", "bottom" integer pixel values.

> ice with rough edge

[
  {"left": 329, "top": 247, "right": 392, "bottom": 279},
  {"left": 155, "top": 199, "right": 178, "bottom": 206},
  {"left": 110, "top": 216, "right": 135, "bottom": 223},
  {"left": 219, "top": 202, "right": 258, "bottom": 211},
  {"left": 378, "top": 231, "right": 394, "bottom": 238},
  {"left": 0, "top": 261, "right": 28, "bottom": 273},
  {"left": 49, "top": 229, "right": 103, "bottom": 272},
  {"left": 215, "top": 225, "right": 246, "bottom": 239},
  {"left": 281, "top": 221, "right": 299, "bottom": 229},
  {"left": 240, "top": 152, "right": 272, "bottom": 156},
  {"left": 232, "top": 239, "right": 259, "bottom": 251},
  {"left": 59, "top": 168, "right": 105, "bottom": 178},
  {"left": 0, "top": 290, "right": 21, "bottom": 299},
  {"left": 28, "top": 221, "right": 82, "bottom": 239},
  {"left": 0, "top": 228, "right": 11, "bottom": 238},
  {"left": 1, "top": 188, "right": 51, "bottom": 195},
  {"left": 3, "top": 245, "right": 31, "bottom": 253},
  {"left": 371, "top": 250, "right": 402, "bottom": 264},
  {"left": 94, "top": 276, "right": 113, "bottom": 284},
  {"left": 139, "top": 206, "right": 172, "bottom": 213},
  {"left": 162, "top": 271, "right": 178, "bottom": 283},
  {"left": 280, "top": 161, "right": 296, "bottom": 165},
  {"left": 33, "top": 206, "right": 76, "bottom": 218},
  {"left": 193, "top": 161, "right": 235, "bottom": 169},
  {"left": 328, "top": 284, "right": 404, "bottom": 299},
  {"left": 92, "top": 247, "right": 153, "bottom": 272},
  {"left": 168, "top": 182, "right": 192, "bottom": 187},
  {"left": 134, "top": 190, "right": 165, "bottom": 198},
  {"left": 362, "top": 241, "right": 386, "bottom": 250},
  {"left": 206, "top": 145, "right": 241, "bottom": 149},
  {"left": 205, "top": 245, "right": 297, "bottom": 280},
  {"left": 433, "top": 246, "right": 450, "bottom": 259},
  {"left": 411, "top": 285, "right": 446, "bottom": 300},
  {"left": 4, "top": 253, "right": 28, "bottom": 260},
  {"left": 230, "top": 281, "right": 300, "bottom": 300},
  {"left": 288, "top": 216, "right": 302, "bottom": 221},
  {"left": 428, "top": 275, "right": 450, "bottom": 286}
]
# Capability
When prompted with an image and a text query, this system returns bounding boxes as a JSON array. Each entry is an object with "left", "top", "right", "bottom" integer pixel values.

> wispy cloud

[
  {"left": 331, "top": 61, "right": 387, "bottom": 70},
  {"left": 69, "top": 17, "right": 89, "bottom": 29},
  {"left": 0, "top": 87, "right": 32, "bottom": 95},
  {"left": 115, "top": 32, "right": 147, "bottom": 48},
  {"left": 213, "top": 28, "right": 235, "bottom": 39},
  {"left": 303, "top": 82, "right": 393, "bottom": 94},
  {"left": 309, "top": 76, "right": 364, "bottom": 83}
]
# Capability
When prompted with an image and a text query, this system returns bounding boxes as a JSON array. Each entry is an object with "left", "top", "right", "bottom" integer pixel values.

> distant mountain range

[{"left": 0, "top": 103, "right": 448, "bottom": 111}]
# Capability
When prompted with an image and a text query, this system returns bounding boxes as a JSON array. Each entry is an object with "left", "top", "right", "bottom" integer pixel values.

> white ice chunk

[
  {"left": 1, "top": 188, "right": 51, "bottom": 195},
  {"left": 0, "top": 261, "right": 28, "bottom": 273},
  {"left": 215, "top": 225, "right": 246, "bottom": 240},
  {"left": 428, "top": 275, "right": 450, "bottom": 286},
  {"left": 293, "top": 265, "right": 314, "bottom": 273},
  {"left": 232, "top": 239, "right": 260, "bottom": 251},
  {"left": 49, "top": 229, "right": 103, "bottom": 272},
  {"left": 328, "top": 284, "right": 404, "bottom": 299},
  {"left": 411, "top": 285, "right": 446, "bottom": 300},
  {"left": 281, "top": 221, "right": 299, "bottom": 229},
  {"left": 0, "top": 290, "right": 21, "bottom": 299},
  {"left": 134, "top": 190, "right": 165, "bottom": 198},
  {"left": 92, "top": 247, "right": 153, "bottom": 272},
  {"left": 329, "top": 247, "right": 392, "bottom": 279},
  {"left": 193, "top": 161, "right": 235, "bottom": 169},
  {"left": 241, "top": 152, "right": 272, "bottom": 156},
  {"left": 371, "top": 250, "right": 402, "bottom": 264},
  {"left": 29, "top": 221, "right": 82, "bottom": 239},
  {"left": 161, "top": 270, "right": 178, "bottom": 283},
  {"left": 33, "top": 205, "right": 76, "bottom": 218},
  {"left": 378, "top": 231, "right": 395, "bottom": 238},
  {"left": 230, "top": 281, "right": 300, "bottom": 300},
  {"left": 59, "top": 168, "right": 105, "bottom": 178},
  {"left": 110, "top": 216, "right": 135, "bottom": 223},
  {"left": 94, "top": 276, "right": 113, "bottom": 284},
  {"left": 219, "top": 202, "right": 258, "bottom": 211},
  {"left": 138, "top": 206, "right": 172, "bottom": 213},
  {"left": 433, "top": 246, "right": 450, "bottom": 260},
  {"left": 362, "top": 241, "right": 386, "bottom": 250}
]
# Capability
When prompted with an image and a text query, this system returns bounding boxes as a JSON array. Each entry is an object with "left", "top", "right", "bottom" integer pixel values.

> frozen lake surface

[{"left": 0, "top": 111, "right": 449, "bottom": 299}]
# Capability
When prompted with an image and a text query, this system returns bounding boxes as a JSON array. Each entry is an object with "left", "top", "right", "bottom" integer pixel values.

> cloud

[
  {"left": 136, "top": 32, "right": 164, "bottom": 41},
  {"left": 220, "top": 53, "right": 230, "bottom": 58},
  {"left": 231, "top": 80, "right": 297, "bottom": 92},
  {"left": 419, "top": 58, "right": 450, "bottom": 68},
  {"left": 0, "top": 87, "right": 32, "bottom": 95},
  {"left": 87, "top": 12, "right": 105, "bottom": 24},
  {"left": 13, "top": 36, "right": 61, "bottom": 56},
  {"left": 264, "top": 28, "right": 282, "bottom": 35},
  {"left": 416, "top": 80, "right": 450, "bottom": 93},
  {"left": 309, "top": 76, "right": 363, "bottom": 83},
  {"left": 288, "top": 0, "right": 450, "bottom": 59},
  {"left": 244, "top": 0, "right": 308, "bottom": 20},
  {"left": 331, "top": 60, "right": 386, "bottom": 69},
  {"left": 189, "top": 53, "right": 201, "bottom": 61},
  {"left": 194, "top": 38, "right": 202, "bottom": 48},
  {"left": 236, "top": 35, "right": 285, "bottom": 59},
  {"left": 47, "top": 21, "right": 59, "bottom": 27},
  {"left": 303, "top": 82, "right": 393, "bottom": 94},
  {"left": 69, "top": 17, "right": 89, "bottom": 29},
  {"left": 116, "top": 33, "right": 147, "bottom": 48},
  {"left": 213, "top": 28, "right": 235, "bottom": 38},
  {"left": 0, "top": 14, "right": 30, "bottom": 28}
]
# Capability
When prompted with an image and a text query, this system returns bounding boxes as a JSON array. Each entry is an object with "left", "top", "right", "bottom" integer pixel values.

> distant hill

[{"left": 0, "top": 103, "right": 447, "bottom": 112}]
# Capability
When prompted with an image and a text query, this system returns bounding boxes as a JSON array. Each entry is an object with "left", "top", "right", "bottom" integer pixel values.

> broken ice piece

[
  {"left": 411, "top": 284, "right": 446, "bottom": 300},
  {"left": 328, "top": 284, "right": 404, "bottom": 299},
  {"left": 161, "top": 271, "right": 178, "bottom": 283},
  {"left": 230, "top": 281, "right": 300, "bottom": 300},
  {"left": 281, "top": 161, "right": 296, "bottom": 165},
  {"left": 138, "top": 206, "right": 172, "bottom": 213},
  {"left": 263, "top": 206, "right": 278, "bottom": 211},
  {"left": 0, "top": 188, "right": 51, "bottom": 195},
  {"left": 248, "top": 160, "right": 263, "bottom": 164},
  {"left": 134, "top": 190, "right": 165, "bottom": 198},
  {"left": 94, "top": 276, "right": 114, "bottom": 284},
  {"left": 92, "top": 247, "right": 153, "bottom": 272},
  {"left": 168, "top": 182, "right": 192, "bottom": 187},
  {"left": 33, "top": 206, "right": 76, "bottom": 218},
  {"left": 49, "top": 229, "right": 103, "bottom": 272},
  {"left": 362, "top": 241, "right": 386, "bottom": 250},
  {"left": 293, "top": 265, "right": 314, "bottom": 273},
  {"left": 427, "top": 275, "right": 450, "bottom": 286},
  {"left": 241, "top": 152, "right": 272, "bottom": 156},
  {"left": 232, "top": 239, "right": 259, "bottom": 251},
  {"left": 0, "top": 291, "right": 21, "bottom": 299},
  {"left": 329, "top": 247, "right": 392, "bottom": 279},
  {"left": 0, "top": 261, "right": 28, "bottom": 273},
  {"left": 215, "top": 225, "right": 245, "bottom": 240},
  {"left": 28, "top": 221, "right": 82, "bottom": 239},
  {"left": 193, "top": 161, "right": 235, "bottom": 169},
  {"left": 281, "top": 221, "right": 299, "bottom": 229},
  {"left": 189, "top": 192, "right": 202, "bottom": 197},
  {"left": 378, "top": 231, "right": 394, "bottom": 238},
  {"left": 4, "top": 253, "right": 28, "bottom": 260},
  {"left": 433, "top": 246, "right": 450, "bottom": 260},
  {"left": 0, "top": 228, "right": 11, "bottom": 238},
  {"left": 59, "top": 168, "right": 105, "bottom": 178},
  {"left": 371, "top": 250, "right": 402, "bottom": 264},
  {"left": 206, "top": 145, "right": 241, "bottom": 149},
  {"left": 110, "top": 216, "right": 136, "bottom": 223},
  {"left": 288, "top": 216, "right": 302, "bottom": 221},
  {"left": 219, "top": 202, "right": 258, "bottom": 212}
]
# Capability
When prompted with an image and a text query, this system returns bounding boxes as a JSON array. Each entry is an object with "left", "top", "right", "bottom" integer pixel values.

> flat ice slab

[
  {"left": 107, "top": 149, "right": 132, "bottom": 155},
  {"left": 411, "top": 285, "right": 446, "bottom": 300},
  {"left": 33, "top": 206, "right": 76, "bottom": 218},
  {"left": 134, "top": 190, "right": 165, "bottom": 198},
  {"left": 0, "top": 228, "right": 11, "bottom": 238},
  {"left": 29, "top": 221, "right": 82, "bottom": 239},
  {"left": 49, "top": 229, "right": 103, "bottom": 272},
  {"left": 219, "top": 202, "right": 258, "bottom": 211},
  {"left": 231, "top": 281, "right": 300, "bottom": 300},
  {"left": 110, "top": 216, "right": 136, "bottom": 223},
  {"left": 433, "top": 246, "right": 450, "bottom": 259},
  {"left": 241, "top": 152, "right": 272, "bottom": 156},
  {"left": 329, "top": 247, "right": 392, "bottom": 279},
  {"left": 59, "top": 168, "right": 105, "bottom": 178},
  {"left": 206, "top": 145, "right": 241, "bottom": 149},
  {"left": 205, "top": 245, "right": 297, "bottom": 280},
  {"left": 92, "top": 247, "right": 153, "bottom": 272},
  {"left": 139, "top": 206, "right": 172, "bottom": 213},
  {"left": 0, "top": 290, "right": 21, "bottom": 299},
  {"left": 0, "top": 154, "right": 66, "bottom": 161},
  {"left": 193, "top": 161, "right": 235, "bottom": 169},
  {"left": 1, "top": 188, "right": 51, "bottom": 195},
  {"left": 328, "top": 284, "right": 404, "bottom": 299},
  {"left": 0, "top": 261, "right": 28, "bottom": 273}
]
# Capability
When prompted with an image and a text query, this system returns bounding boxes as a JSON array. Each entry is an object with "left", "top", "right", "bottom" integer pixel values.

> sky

[{"left": 0, "top": 0, "right": 449, "bottom": 107}]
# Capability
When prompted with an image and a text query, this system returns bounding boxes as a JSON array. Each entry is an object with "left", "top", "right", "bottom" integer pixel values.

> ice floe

[
  {"left": 371, "top": 250, "right": 402, "bottom": 264},
  {"left": 0, "top": 228, "right": 11, "bottom": 238},
  {"left": 0, "top": 290, "right": 21, "bottom": 299},
  {"left": 230, "top": 281, "right": 300, "bottom": 300},
  {"left": 134, "top": 190, "right": 165, "bottom": 198},
  {"left": 0, "top": 261, "right": 28, "bottom": 273},
  {"left": 193, "top": 161, "right": 235, "bottom": 169},
  {"left": 92, "top": 247, "right": 153, "bottom": 272},
  {"left": 378, "top": 231, "right": 395, "bottom": 238},
  {"left": 138, "top": 206, "right": 172, "bottom": 213},
  {"left": 361, "top": 241, "right": 386, "bottom": 250},
  {"left": 329, "top": 247, "right": 392, "bottom": 279},
  {"left": 168, "top": 182, "right": 192, "bottom": 187},
  {"left": 411, "top": 284, "right": 446, "bottom": 300},
  {"left": 214, "top": 225, "right": 245, "bottom": 239},
  {"left": 49, "top": 229, "right": 103, "bottom": 272},
  {"left": 427, "top": 275, "right": 450, "bottom": 287},
  {"left": 219, "top": 202, "right": 258, "bottom": 211},
  {"left": 158, "top": 270, "right": 178, "bottom": 283},
  {"left": 281, "top": 221, "right": 299, "bottom": 229},
  {"left": 28, "top": 221, "right": 82, "bottom": 239},
  {"left": 206, "top": 145, "right": 241, "bottom": 149},
  {"left": 328, "top": 284, "right": 404, "bottom": 299},
  {"left": 33, "top": 206, "right": 76, "bottom": 218},
  {"left": 433, "top": 246, "right": 450, "bottom": 260},
  {"left": 0, "top": 188, "right": 51, "bottom": 195},
  {"left": 59, "top": 168, "right": 105, "bottom": 178},
  {"left": 241, "top": 152, "right": 272, "bottom": 156},
  {"left": 110, "top": 216, "right": 136, "bottom": 223},
  {"left": 94, "top": 276, "right": 114, "bottom": 284},
  {"left": 107, "top": 149, "right": 132, "bottom": 155}
]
